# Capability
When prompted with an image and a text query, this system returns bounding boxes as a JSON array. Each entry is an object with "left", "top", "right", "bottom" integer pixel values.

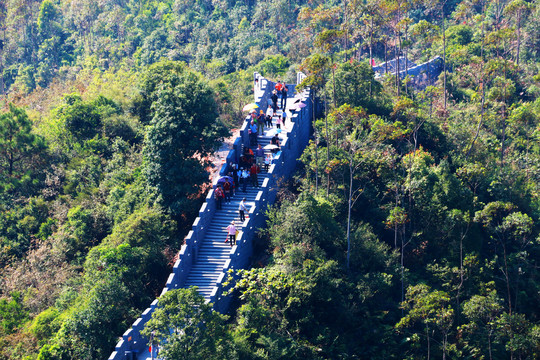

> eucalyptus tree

[
  {"left": 503, "top": 0, "right": 532, "bottom": 65},
  {"left": 474, "top": 202, "right": 534, "bottom": 315}
]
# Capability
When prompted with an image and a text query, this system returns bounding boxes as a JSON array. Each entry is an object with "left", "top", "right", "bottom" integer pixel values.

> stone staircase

[
  {"left": 183, "top": 131, "right": 276, "bottom": 301},
  {"left": 110, "top": 72, "right": 314, "bottom": 360}
]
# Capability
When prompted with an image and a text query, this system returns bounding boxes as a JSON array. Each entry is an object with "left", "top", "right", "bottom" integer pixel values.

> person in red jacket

[
  {"left": 275, "top": 81, "right": 284, "bottom": 109},
  {"left": 223, "top": 179, "right": 232, "bottom": 202},
  {"left": 275, "top": 81, "right": 284, "bottom": 93},
  {"left": 250, "top": 163, "right": 260, "bottom": 188},
  {"left": 214, "top": 186, "right": 224, "bottom": 210}
]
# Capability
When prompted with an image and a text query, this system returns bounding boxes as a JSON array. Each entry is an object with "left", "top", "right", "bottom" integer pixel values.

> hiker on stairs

[
  {"left": 250, "top": 163, "right": 260, "bottom": 188},
  {"left": 223, "top": 179, "right": 232, "bottom": 202},
  {"left": 256, "top": 144, "right": 264, "bottom": 169},
  {"left": 226, "top": 221, "right": 236, "bottom": 246},
  {"left": 239, "top": 198, "right": 247, "bottom": 222},
  {"left": 214, "top": 186, "right": 224, "bottom": 210},
  {"left": 241, "top": 168, "right": 249, "bottom": 192},
  {"left": 281, "top": 85, "right": 288, "bottom": 109}
]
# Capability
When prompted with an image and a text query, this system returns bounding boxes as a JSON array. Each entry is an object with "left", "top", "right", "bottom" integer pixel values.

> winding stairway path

[
  {"left": 110, "top": 72, "right": 314, "bottom": 360},
  {"left": 183, "top": 124, "right": 280, "bottom": 301}
]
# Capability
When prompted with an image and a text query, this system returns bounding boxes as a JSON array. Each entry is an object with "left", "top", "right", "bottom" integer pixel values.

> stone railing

[
  {"left": 373, "top": 56, "right": 444, "bottom": 89},
  {"left": 109, "top": 72, "right": 314, "bottom": 360}
]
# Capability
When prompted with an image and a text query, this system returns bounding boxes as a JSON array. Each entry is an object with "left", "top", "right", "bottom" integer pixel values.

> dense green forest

[{"left": 0, "top": 0, "right": 539, "bottom": 358}]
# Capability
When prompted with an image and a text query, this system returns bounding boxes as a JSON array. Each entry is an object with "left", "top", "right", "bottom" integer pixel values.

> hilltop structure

[{"left": 373, "top": 56, "right": 444, "bottom": 89}]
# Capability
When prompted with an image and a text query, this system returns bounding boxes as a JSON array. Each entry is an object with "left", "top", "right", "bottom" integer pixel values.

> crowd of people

[
  {"left": 248, "top": 80, "right": 289, "bottom": 146},
  {"left": 217, "top": 80, "right": 290, "bottom": 244}
]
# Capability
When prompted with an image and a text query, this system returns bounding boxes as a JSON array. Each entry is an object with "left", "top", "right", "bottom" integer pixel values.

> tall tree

[
  {"left": 461, "top": 291, "right": 503, "bottom": 360},
  {"left": 474, "top": 202, "right": 534, "bottom": 314},
  {"left": 397, "top": 284, "right": 454, "bottom": 360},
  {"left": 0, "top": 1, "right": 6, "bottom": 96},
  {"left": 142, "top": 61, "right": 226, "bottom": 215},
  {"left": 503, "top": 0, "right": 531, "bottom": 66},
  {"left": 0, "top": 104, "right": 46, "bottom": 195},
  {"left": 423, "top": 0, "right": 449, "bottom": 111}
]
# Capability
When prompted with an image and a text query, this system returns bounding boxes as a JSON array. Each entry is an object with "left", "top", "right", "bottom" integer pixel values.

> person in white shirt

[
  {"left": 276, "top": 115, "right": 282, "bottom": 129},
  {"left": 241, "top": 168, "right": 249, "bottom": 192},
  {"left": 226, "top": 221, "right": 236, "bottom": 246},
  {"left": 239, "top": 198, "right": 247, "bottom": 222}
]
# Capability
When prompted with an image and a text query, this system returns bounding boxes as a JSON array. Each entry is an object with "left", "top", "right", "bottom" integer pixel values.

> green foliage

[
  {"left": 40, "top": 206, "right": 176, "bottom": 359},
  {"left": 334, "top": 60, "right": 390, "bottom": 115},
  {"left": 0, "top": 196, "right": 50, "bottom": 263},
  {"left": 12, "top": 66, "right": 36, "bottom": 95},
  {"left": 84, "top": 206, "right": 176, "bottom": 300},
  {"left": 133, "top": 60, "right": 188, "bottom": 125},
  {"left": 446, "top": 25, "right": 474, "bottom": 46},
  {"left": 460, "top": 291, "right": 503, "bottom": 358},
  {"left": 266, "top": 194, "right": 343, "bottom": 267},
  {"left": 299, "top": 53, "right": 330, "bottom": 91},
  {"left": 47, "top": 272, "right": 133, "bottom": 359},
  {"left": 0, "top": 104, "right": 47, "bottom": 197},
  {"left": 349, "top": 222, "right": 398, "bottom": 274},
  {"left": 0, "top": 292, "right": 28, "bottom": 336},
  {"left": 54, "top": 205, "right": 106, "bottom": 263},
  {"left": 231, "top": 190, "right": 399, "bottom": 359},
  {"left": 139, "top": 27, "right": 172, "bottom": 66},
  {"left": 30, "top": 308, "right": 61, "bottom": 345},
  {"left": 142, "top": 288, "right": 234, "bottom": 360},
  {"left": 396, "top": 284, "right": 454, "bottom": 359},
  {"left": 255, "top": 55, "right": 290, "bottom": 78},
  {"left": 59, "top": 98, "right": 101, "bottom": 141},
  {"left": 48, "top": 93, "right": 126, "bottom": 157},
  {"left": 233, "top": 261, "right": 348, "bottom": 359},
  {"left": 142, "top": 61, "right": 227, "bottom": 215}
]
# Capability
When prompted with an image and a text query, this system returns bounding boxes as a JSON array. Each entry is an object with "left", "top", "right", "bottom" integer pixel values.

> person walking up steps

[
  {"left": 265, "top": 106, "right": 273, "bottom": 128},
  {"left": 230, "top": 165, "right": 238, "bottom": 195},
  {"left": 276, "top": 115, "right": 282, "bottom": 129},
  {"left": 241, "top": 168, "right": 249, "bottom": 192},
  {"left": 214, "top": 186, "right": 224, "bottom": 210},
  {"left": 249, "top": 120, "right": 258, "bottom": 146},
  {"left": 265, "top": 113, "right": 273, "bottom": 128},
  {"left": 257, "top": 111, "right": 265, "bottom": 135},
  {"left": 250, "top": 162, "right": 260, "bottom": 187},
  {"left": 275, "top": 81, "right": 284, "bottom": 108},
  {"left": 226, "top": 221, "right": 236, "bottom": 246},
  {"left": 281, "top": 84, "right": 288, "bottom": 109},
  {"left": 223, "top": 179, "right": 232, "bottom": 202},
  {"left": 271, "top": 90, "right": 278, "bottom": 112},
  {"left": 239, "top": 198, "right": 247, "bottom": 222},
  {"left": 266, "top": 106, "right": 274, "bottom": 118},
  {"left": 256, "top": 144, "right": 264, "bottom": 169}
]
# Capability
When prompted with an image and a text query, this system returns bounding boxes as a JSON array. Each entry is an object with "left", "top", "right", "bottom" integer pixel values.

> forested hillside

[{"left": 0, "top": 0, "right": 539, "bottom": 359}]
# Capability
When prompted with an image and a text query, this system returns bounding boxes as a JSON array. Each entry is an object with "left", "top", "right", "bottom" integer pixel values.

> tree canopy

[{"left": 142, "top": 61, "right": 227, "bottom": 215}]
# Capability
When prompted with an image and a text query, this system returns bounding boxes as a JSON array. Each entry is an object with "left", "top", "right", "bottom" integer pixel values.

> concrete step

[{"left": 187, "top": 269, "right": 223, "bottom": 276}]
